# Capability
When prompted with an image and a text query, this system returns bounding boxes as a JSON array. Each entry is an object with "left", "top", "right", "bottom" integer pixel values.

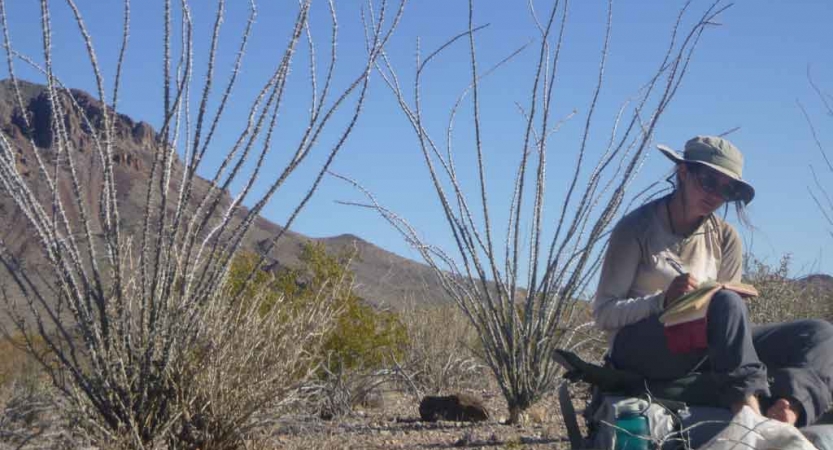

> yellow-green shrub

[{"left": 227, "top": 243, "right": 408, "bottom": 373}]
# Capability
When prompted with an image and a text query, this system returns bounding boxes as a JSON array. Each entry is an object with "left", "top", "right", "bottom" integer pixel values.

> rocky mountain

[{"left": 0, "top": 79, "right": 447, "bottom": 311}]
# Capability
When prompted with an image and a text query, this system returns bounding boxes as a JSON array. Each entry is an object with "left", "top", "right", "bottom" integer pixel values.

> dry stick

[
  {"left": 135, "top": 2, "right": 194, "bottom": 423},
  {"left": 38, "top": 0, "right": 86, "bottom": 309},
  {"left": 38, "top": 2, "right": 116, "bottom": 383},
  {"left": 443, "top": 51, "right": 531, "bottom": 340},
  {"left": 442, "top": 42, "right": 530, "bottom": 293},
  {"left": 808, "top": 65, "right": 833, "bottom": 118},
  {"left": 150, "top": 0, "right": 193, "bottom": 325},
  {"left": 809, "top": 168, "right": 833, "bottom": 234},
  {"left": 545, "top": 0, "right": 686, "bottom": 276},
  {"left": 64, "top": 0, "right": 120, "bottom": 305},
  {"left": 520, "top": 0, "right": 568, "bottom": 364},
  {"left": 465, "top": 0, "right": 503, "bottom": 304},
  {"left": 515, "top": 0, "right": 564, "bottom": 332},
  {"left": 46, "top": 87, "right": 117, "bottom": 389},
  {"left": 140, "top": 3, "right": 197, "bottom": 424},
  {"left": 410, "top": 28, "right": 492, "bottom": 259},
  {"left": 107, "top": 0, "right": 131, "bottom": 365},
  {"left": 182, "top": 66, "right": 285, "bottom": 299},
  {"left": 153, "top": 2, "right": 193, "bottom": 308},
  {"left": 139, "top": 0, "right": 174, "bottom": 315},
  {"left": 165, "top": 0, "right": 226, "bottom": 253},
  {"left": 799, "top": 100, "right": 833, "bottom": 174},
  {"left": 408, "top": 28, "right": 511, "bottom": 355},
  {"left": 186, "top": 0, "right": 314, "bottom": 303},
  {"left": 543, "top": 0, "right": 614, "bottom": 302},
  {"left": 63, "top": 0, "right": 125, "bottom": 359},
  {"left": 176, "top": 0, "right": 256, "bottom": 259}
]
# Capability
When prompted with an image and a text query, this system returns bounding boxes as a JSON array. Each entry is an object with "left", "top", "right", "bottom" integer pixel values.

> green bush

[{"left": 229, "top": 243, "right": 408, "bottom": 373}]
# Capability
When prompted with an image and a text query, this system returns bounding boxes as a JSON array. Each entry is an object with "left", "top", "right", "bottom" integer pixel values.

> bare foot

[
  {"left": 731, "top": 394, "right": 762, "bottom": 416},
  {"left": 766, "top": 398, "right": 800, "bottom": 426}
]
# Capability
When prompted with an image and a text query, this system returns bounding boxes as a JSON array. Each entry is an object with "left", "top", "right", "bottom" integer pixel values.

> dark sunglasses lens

[
  {"left": 698, "top": 171, "right": 740, "bottom": 201},
  {"left": 720, "top": 183, "right": 741, "bottom": 202},
  {"left": 698, "top": 172, "right": 719, "bottom": 194}
]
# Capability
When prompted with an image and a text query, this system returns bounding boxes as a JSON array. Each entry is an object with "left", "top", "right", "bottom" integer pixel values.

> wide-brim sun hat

[{"left": 657, "top": 135, "right": 755, "bottom": 205}]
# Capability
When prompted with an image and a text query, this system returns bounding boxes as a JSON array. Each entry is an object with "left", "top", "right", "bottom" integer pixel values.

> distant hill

[
  {"left": 796, "top": 273, "right": 833, "bottom": 292},
  {"left": 0, "top": 79, "right": 447, "bottom": 312}
]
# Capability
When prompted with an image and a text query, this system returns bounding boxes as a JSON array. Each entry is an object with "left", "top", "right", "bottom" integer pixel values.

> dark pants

[{"left": 611, "top": 290, "right": 833, "bottom": 426}]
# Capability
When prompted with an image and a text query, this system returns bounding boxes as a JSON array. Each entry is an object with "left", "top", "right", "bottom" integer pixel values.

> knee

[
  {"left": 708, "top": 289, "right": 747, "bottom": 318},
  {"left": 801, "top": 319, "right": 833, "bottom": 346}
]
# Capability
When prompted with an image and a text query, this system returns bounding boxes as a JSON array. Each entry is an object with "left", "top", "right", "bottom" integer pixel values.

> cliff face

[
  {"left": 0, "top": 79, "right": 447, "bottom": 310},
  {"left": 0, "top": 80, "right": 168, "bottom": 258}
]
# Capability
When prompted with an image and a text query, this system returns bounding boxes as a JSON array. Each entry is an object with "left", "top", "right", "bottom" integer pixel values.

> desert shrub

[
  {"left": 271, "top": 243, "right": 409, "bottom": 374},
  {"left": 744, "top": 254, "right": 832, "bottom": 324},
  {"left": 226, "top": 245, "right": 409, "bottom": 419},
  {"left": 164, "top": 250, "right": 347, "bottom": 449},
  {"left": 399, "top": 302, "right": 485, "bottom": 396}
]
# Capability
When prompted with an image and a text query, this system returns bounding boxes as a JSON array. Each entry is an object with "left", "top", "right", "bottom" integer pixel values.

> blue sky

[{"left": 2, "top": 0, "right": 832, "bottom": 280}]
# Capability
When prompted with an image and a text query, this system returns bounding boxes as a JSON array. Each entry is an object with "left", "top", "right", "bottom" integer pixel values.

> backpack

[
  {"left": 555, "top": 349, "right": 833, "bottom": 449},
  {"left": 555, "top": 349, "right": 731, "bottom": 449}
]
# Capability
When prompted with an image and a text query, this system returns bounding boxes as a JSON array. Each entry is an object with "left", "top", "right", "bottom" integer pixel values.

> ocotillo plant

[{"left": 0, "top": 0, "right": 403, "bottom": 446}]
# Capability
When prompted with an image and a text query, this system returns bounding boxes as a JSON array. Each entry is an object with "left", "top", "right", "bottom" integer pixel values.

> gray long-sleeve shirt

[{"left": 593, "top": 196, "right": 743, "bottom": 346}]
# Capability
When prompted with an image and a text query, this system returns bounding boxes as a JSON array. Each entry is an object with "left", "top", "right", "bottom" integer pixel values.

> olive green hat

[{"left": 657, "top": 135, "right": 755, "bottom": 204}]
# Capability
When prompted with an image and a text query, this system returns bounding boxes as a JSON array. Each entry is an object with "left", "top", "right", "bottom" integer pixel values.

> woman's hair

[{"left": 668, "top": 162, "right": 753, "bottom": 229}]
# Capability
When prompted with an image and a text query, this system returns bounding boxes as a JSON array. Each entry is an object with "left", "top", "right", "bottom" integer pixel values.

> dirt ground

[
  {"left": 264, "top": 380, "right": 590, "bottom": 449},
  {"left": 0, "top": 375, "right": 591, "bottom": 449}
]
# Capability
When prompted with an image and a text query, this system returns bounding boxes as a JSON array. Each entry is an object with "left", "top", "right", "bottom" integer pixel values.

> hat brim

[{"left": 657, "top": 144, "right": 755, "bottom": 205}]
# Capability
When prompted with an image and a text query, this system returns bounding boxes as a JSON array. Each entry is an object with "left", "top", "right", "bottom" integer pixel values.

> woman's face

[{"left": 679, "top": 164, "right": 739, "bottom": 217}]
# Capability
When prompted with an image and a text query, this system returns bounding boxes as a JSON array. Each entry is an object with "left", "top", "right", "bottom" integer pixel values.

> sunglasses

[{"left": 690, "top": 166, "right": 742, "bottom": 202}]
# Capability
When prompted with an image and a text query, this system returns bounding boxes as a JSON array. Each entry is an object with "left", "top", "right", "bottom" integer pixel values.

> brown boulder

[{"left": 418, "top": 393, "right": 489, "bottom": 422}]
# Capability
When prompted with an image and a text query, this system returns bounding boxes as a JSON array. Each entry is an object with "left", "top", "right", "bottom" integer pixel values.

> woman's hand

[{"left": 664, "top": 273, "right": 699, "bottom": 308}]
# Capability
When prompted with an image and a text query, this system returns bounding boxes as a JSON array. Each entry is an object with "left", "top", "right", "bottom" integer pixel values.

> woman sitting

[{"left": 593, "top": 135, "right": 833, "bottom": 427}]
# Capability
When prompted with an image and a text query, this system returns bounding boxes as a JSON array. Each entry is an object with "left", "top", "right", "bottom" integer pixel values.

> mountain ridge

[{"left": 0, "top": 79, "right": 447, "bottom": 310}]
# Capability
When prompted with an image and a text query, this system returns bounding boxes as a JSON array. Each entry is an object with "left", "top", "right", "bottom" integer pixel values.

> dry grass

[
  {"left": 397, "top": 303, "right": 486, "bottom": 398},
  {"left": 745, "top": 254, "right": 833, "bottom": 324}
]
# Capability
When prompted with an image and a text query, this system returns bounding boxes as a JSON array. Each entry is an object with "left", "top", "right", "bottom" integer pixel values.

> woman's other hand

[{"left": 664, "top": 273, "right": 699, "bottom": 307}]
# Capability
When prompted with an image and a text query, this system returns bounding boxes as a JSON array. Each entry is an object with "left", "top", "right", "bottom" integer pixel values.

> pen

[{"left": 665, "top": 257, "right": 687, "bottom": 276}]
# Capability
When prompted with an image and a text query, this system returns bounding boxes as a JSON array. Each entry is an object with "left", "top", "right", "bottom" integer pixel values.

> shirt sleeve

[
  {"left": 717, "top": 222, "right": 743, "bottom": 283},
  {"left": 592, "top": 220, "right": 665, "bottom": 331}
]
